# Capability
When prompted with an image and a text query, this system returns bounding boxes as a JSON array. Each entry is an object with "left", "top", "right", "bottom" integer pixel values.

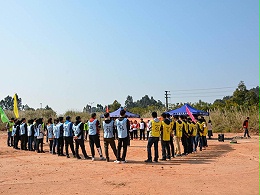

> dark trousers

[
  {"left": 21, "top": 134, "right": 27, "bottom": 150},
  {"left": 147, "top": 131, "right": 150, "bottom": 140},
  {"left": 57, "top": 137, "right": 64, "bottom": 155},
  {"left": 64, "top": 137, "right": 75, "bottom": 156},
  {"left": 34, "top": 137, "right": 37, "bottom": 151},
  {"left": 49, "top": 139, "right": 53, "bottom": 152},
  {"left": 75, "top": 139, "right": 89, "bottom": 158},
  {"left": 53, "top": 138, "right": 58, "bottom": 154},
  {"left": 133, "top": 130, "right": 138, "bottom": 139},
  {"left": 7, "top": 132, "right": 13, "bottom": 146},
  {"left": 202, "top": 136, "right": 207, "bottom": 147},
  {"left": 89, "top": 135, "right": 101, "bottom": 158},
  {"left": 129, "top": 131, "right": 133, "bottom": 140},
  {"left": 147, "top": 137, "right": 159, "bottom": 161},
  {"left": 117, "top": 137, "right": 128, "bottom": 161},
  {"left": 187, "top": 137, "right": 193, "bottom": 153},
  {"left": 244, "top": 128, "right": 250, "bottom": 137},
  {"left": 14, "top": 135, "right": 20, "bottom": 149},
  {"left": 181, "top": 136, "right": 188, "bottom": 154},
  {"left": 113, "top": 129, "right": 118, "bottom": 139},
  {"left": 170, "top": 136, "right": 175, "bottom": 157},
  {"left": 28, "top": 136, "right": 34, "bottom": 151},
  {"left": 198, "top": 136, "right": 203, "bottom": 151},
  {"left": 104, "top": 138, "right": 117, "bottom": 159},
  {"left": 37, "top": 138, "right": 43, "bottom": 152},
  {"left": 161, "top": 140, "right": 171, "bottom": 159},
  {"left": 140, "top": 129, "right": 145, "bottom": 140}
]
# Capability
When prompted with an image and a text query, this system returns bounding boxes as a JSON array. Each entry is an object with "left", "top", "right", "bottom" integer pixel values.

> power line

[
  {"left": 171, "top": 90, "right": 233, "bottom": 95},
  {"left": 171, "top": 84, "right": 257, "bottom": 92},
  {"left": 171, "top": 94, "right": 231, "bottom": 98}
]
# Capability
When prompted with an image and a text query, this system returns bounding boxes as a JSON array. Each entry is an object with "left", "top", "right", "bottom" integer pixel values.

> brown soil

[{"left": 0, "top": 132, "right": 259, "bottom": 195}]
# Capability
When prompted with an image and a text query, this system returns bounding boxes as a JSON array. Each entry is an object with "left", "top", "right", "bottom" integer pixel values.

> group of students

[{"left": 5, "top": 110, "right": 210, "bottom": 163}]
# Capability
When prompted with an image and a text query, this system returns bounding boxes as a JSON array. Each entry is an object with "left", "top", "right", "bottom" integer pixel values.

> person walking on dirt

[
  {"left": 103, "top": 112, "right": 117, "bottom": 162},
  {"left": 243, "top": 117, "right": 251, "bottom": 138},
  {"left": 144, "top": 112, "right": 161, "bottom": 163}
]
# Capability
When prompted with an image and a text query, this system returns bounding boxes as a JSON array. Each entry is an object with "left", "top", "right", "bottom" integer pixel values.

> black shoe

[
  {"left": 53, "top": 152, "right": 56, "bottom": 155},
  {"left": 76, "top": 156, "right": 81, "bottom": 159},
  {"left": 60, "top": 154, "right": 66, "bottom": 156},
  {"left": 66, "top": 155, "right": 70, "bottom": 158},
  {"left": 153, "top": 159, "right": 158, "bottom": 163},
  {"left": 144, "top": 159, "right": 152, "bottom": 163},
  {"left": 73, "top": 155, "right": 77, "bottom": 158},
  {"left": 84, "top": 156, "right": 92, "bottom": 159},
  {"left": 160, "top": 158, "right": 167, "bottom": 161},
  {"left": 106, "top": 157, "right": 110, "bottom": 162},
  {"left": 41, "top": 151, "right": 45, "bottom": 153}
]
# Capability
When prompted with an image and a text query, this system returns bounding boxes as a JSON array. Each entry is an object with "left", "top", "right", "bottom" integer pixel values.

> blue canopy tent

[
  {"left": 166, "top": 103, "right": 209, "bottom": 116},
  {"left": 102, "top": 107, "right": 140, "bottom": 118}
]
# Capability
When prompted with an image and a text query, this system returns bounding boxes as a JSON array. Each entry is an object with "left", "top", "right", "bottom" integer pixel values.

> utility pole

[
  {"left": 40, "top": 103, "right": 42, "bottom": 109},
  {"left": 165, "top": 91, "right": 170, "bottom": 110},
  {"left": 89, "top": 102, "right": 94, "bottom": 113}
]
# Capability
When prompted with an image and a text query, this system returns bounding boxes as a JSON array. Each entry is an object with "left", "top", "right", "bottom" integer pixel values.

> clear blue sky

[{"left": 0, "top": 0, "right": 259, "bottom": 114}]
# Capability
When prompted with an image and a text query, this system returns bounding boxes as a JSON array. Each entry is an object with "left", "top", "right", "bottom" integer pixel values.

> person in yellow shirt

[
  {"left": 160, "top": 113, "right": 171, "bottom": 161},
  {"left": 144, "top": 112, "right": 161, "bottom": 163},
  {"left": 173, "top": 115, "right": 184, "bottom": 156},
  {"left": 202, "top": 117, "right": 208, "bottom": 148},
  {"left": 197, "top": 118, "right": 204, "bottom": 151},
  {"left": 187, "top": 118, "right": 193, "bottom": 154}
]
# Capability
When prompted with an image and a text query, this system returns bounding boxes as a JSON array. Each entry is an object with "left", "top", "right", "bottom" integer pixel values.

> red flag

[
  {"left": 186, "top": 105, "right": 196, "bottom": 123},
  {"left": 106, "top": 105, "right": 109, "bottom": 113}
]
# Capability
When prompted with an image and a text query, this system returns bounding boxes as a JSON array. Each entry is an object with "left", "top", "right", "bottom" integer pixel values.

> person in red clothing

[
  {"left": 243, "top": 117, "right": 250, "bottom": 138},
  {"left": 132, "top": 120, "right": 138, "bottom": 139}
]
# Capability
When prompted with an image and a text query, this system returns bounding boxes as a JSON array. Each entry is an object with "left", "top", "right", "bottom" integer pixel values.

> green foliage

[
  {"left": 108, "top": 100, "right": 121, "bottom": 112},
  {"left": 0, "top": 95, "right": 22, "bottom": 110}
]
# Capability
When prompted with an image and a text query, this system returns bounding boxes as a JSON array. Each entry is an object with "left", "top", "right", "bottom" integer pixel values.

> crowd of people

[{"left": 5, "top": 110, "right": 213, "bottom": 163}]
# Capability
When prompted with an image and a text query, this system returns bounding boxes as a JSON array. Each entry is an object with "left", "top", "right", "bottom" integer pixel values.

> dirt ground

[{"left": 0, "top": 132, "right": 259, "bottom": 195}]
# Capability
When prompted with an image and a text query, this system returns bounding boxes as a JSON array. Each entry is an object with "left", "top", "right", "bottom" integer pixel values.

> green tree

[
  {"left": 125, "top": 95, "right": 135, "bottom": 109},
  {"left": 109, "top": 100, "right": 121, "bottom": 112},
  {"left": 0, "top": 95, "right": 22, "bottom": 110}
]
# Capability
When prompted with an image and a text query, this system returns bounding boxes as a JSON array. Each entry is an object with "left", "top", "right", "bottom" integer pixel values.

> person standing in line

[
  {"left": 35, "top": 118, "right": 45, "bottom": 153},
  {"left": 139, "top": 118, "right": 146, "bottom": 140},
  {"left": 144, "top": 112, "right": 161, "bottom": 163},
  {"left": 187, "top": 118, "right": 193, "bottom": 154},
  {"left": 27, "top": 119, "right": 35, "bottom": 151},
  {"left": 197, "top": 118, "right": 204, "bottom": 151},
  {"left": 132, "top": 120, "right": 138, "bottom": 140},
  {"left": 52, "top": 119, "right": 59, "bottom": 155},
  {"left": 146, "top": 120, "right": 150, "bottom": 140},
  {"left": 103, "top": 113, "right": 117, "bottom": 162},
  {"left": 88, "top": 113, "right": 105, "bottom": 161},
  {"left": 6, "top": 118, "right": 15, "bottom": 147},
  {"left": 202, "top": 117, "right": 208, "bottom": 148},
  {"left": 160, "top": 113, "right": 171, "bottom": 161},
  {"left": 172, "top": 116, "right": 184, "bottom": 157},
  {"left": 129, "top": 121, "right": 134, "bottom": 140},
  {"left": 207, "top": 120, "right": 213, "bottom": 139},
  {"left": 191, "top": 120, "right": 198, "bottom": 152},
  {"left": 13, "top": 119, "right": 20, "bottom": 149},
  {"left": 83, "top": 120, "right": 89, "bottom": 141},
  {"left": 20, "top": 118, "right": 28, "bottom": 150},
  {"left": 63, "top": 116, "right": 76, "bottom": 158},
  {"left": 181, "top": 116, "right": 189, "bottom": 156},
  {"left": 33, "top": 118, "right": 37, "bottom": 150},
  {"left": 73, "top": 116, "right": 91, "bottom": 160},
  {"left": 243, "top": 117, "right": 251, "bottom": 138},
  {"left": 56, "top": 117, "right": 65, "bottom": 156},
  {"left": 47, "top": 118, "right": 54, "bottom": 153},
  {"left": 166, "top": 113, "right": 175, "bottom": 158},
  {"left": 114, "top": 110, "right": 130, "bottom": 164}
]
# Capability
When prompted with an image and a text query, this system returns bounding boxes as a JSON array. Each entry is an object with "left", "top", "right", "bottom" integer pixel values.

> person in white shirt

[
  {"left": 207, "top": 120, "right": 213, "bottom": 139},
  {"left": 139, "top": 118, "right": 146, "bottom": 140}
]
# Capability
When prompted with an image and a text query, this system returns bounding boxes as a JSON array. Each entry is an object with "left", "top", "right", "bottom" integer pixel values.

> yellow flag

[{"left": 13, "top": 94, "right": 19, "bottom": 118}]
